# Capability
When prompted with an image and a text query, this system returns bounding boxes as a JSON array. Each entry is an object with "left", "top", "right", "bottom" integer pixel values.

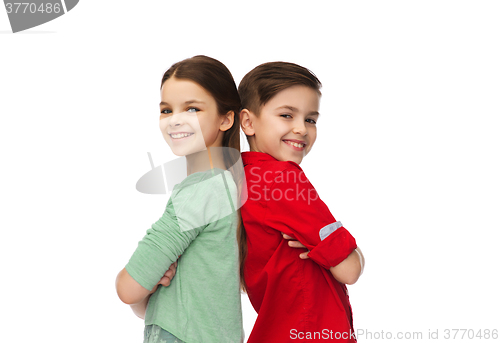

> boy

[{"left": 239, "top": 62, "right": 364, "bottom": 342}]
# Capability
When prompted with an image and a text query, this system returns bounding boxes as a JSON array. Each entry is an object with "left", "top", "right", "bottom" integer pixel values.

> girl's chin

[{"left": 170, "top": 146, "right": 208, "bottom": 157}]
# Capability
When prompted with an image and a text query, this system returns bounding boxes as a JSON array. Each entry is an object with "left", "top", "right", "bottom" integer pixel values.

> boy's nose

[{"left": 292, "top": 123, "right": 307, "bottom": 135}]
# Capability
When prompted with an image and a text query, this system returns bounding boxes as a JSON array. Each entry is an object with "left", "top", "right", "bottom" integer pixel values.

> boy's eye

[
  {"left": 187, "top": 107, "right": 200, "bottom": 113},
  {"left": 306, "top": 118, "right": 317, "bottom": 124},
  {"left": 280, "top": 114, "right": 292, "bottom": 119}
]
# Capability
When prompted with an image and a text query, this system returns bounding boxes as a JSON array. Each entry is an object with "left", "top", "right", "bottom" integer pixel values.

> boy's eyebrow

[
  {"left": 275, "top": 105, "right": 299, "bottom": 112},
  {"left": 275, "top": 105, "right": 320, "bottom": 117},
  {"left": 159, "top": 100, "right": 206, "bottom": 107}
]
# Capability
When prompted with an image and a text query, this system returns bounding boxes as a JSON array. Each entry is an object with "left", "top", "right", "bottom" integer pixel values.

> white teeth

[
  {"left": 285, "top": 141, "right": 304, "bottom": 148},
  {"left": 170, "top": 133, "right": 193, "bottom": 139}
]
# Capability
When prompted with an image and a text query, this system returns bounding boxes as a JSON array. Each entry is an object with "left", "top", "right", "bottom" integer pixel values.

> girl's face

[
  {"left": 244, "top": 85, "right": 320, "bottom": 165},
  {"left": 159, "top": 77, "right": 225, "bottom": 156}
]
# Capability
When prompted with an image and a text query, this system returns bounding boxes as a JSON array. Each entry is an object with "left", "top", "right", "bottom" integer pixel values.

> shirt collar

[{"left": 241, "top": 151, "right": 278, "bottom": 166}]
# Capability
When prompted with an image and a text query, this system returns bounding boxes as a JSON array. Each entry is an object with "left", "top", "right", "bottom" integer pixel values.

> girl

[{"left": 116, "top": 55, "right": 245, "bottom": 343}]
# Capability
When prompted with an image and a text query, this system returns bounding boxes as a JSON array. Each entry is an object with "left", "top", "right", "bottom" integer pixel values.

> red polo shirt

[{"left": 241, "top": 152, "right": 357, "bottom": 343}]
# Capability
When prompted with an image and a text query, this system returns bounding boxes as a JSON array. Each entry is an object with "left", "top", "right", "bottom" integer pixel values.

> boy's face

[{"left": 244, "top": 85, "right": 320, "bottom": 164}]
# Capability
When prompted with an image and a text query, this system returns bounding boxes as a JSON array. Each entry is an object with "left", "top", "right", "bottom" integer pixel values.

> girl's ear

[
  {"left": 220, "top": 110, "right": 235, "bottom": 132},
  {"left": 240, "top": 109, "right": 255, "bottom": 136}
]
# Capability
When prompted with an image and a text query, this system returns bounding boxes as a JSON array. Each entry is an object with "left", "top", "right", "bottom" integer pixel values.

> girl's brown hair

[{"left": 237, "top": 61, "right": 322, "bottom": 291}]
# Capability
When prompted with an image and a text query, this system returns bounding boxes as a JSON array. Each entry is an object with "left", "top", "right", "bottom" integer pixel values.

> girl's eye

[
  {"left": 306, "top": 118, "right": 317, "bottom": 124},
  {"left": 161, "top": 109, "right": 172, "bottom": 115},
  {"left": 280, "top": 114, "right": 292, "bottom": 119},
  {"left": 187, "top": 107, "right": 200, "bottom": 113}
]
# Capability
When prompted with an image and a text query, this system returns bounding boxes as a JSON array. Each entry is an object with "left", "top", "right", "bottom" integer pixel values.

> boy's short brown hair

[{"left": 238, "top": 61, "right": 322, "bottom": 115}]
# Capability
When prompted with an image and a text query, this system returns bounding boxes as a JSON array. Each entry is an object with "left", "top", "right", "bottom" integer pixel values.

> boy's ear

[
  {"left": 239, "top": 109, "right": 255, "bottom": 136},
  {"left": 219, "top": 110, "right": 235, "bottom": 132}
]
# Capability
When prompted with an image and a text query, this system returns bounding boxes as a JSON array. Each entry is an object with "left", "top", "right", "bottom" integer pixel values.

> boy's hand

[
  {"left": 149, "top": 261, "right": 178, "bottom": 294},
  {"left": 282, "top": 233, "right": 309, "bottom": 259}
]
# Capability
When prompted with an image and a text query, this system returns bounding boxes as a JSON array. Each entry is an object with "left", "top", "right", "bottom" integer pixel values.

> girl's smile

[{"left": 169, "top": 132, "right": 194, "bottom": 140}]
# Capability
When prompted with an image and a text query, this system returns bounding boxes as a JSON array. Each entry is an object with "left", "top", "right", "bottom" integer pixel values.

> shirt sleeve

[
  {"left": 264, "top": 166, "right": 357, "bottom": 270},
  {"left": 125, "top": 170, "right": 236, "bottom": 291}
]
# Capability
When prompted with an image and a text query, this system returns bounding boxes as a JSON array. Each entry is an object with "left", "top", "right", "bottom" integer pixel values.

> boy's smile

[{"left": 242, "top": 85, "right": 320, "bottom": 165}]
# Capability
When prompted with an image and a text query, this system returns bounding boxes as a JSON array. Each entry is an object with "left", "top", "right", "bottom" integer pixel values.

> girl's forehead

[{"left": 161, "top": 78, "right": 214, "bottom": 103}]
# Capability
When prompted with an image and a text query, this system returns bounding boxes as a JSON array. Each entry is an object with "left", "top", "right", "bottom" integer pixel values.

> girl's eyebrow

[
  {"left": 275, "top": 105, "right": 320, "bottom": 117},
  {"left": 184, "top": 100, "right": 205, "bottom": 105},
  {"left": 159, "top": 100, "right": 206, "bottom": 107}
]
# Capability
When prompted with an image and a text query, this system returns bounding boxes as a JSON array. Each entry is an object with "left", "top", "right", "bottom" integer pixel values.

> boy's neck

[{"left": 247, "top": 149, "right": 304, "bottom": 165}]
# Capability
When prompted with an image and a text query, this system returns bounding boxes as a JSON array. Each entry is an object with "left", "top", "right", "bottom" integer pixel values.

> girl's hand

[
  {"left": 282, "top": 233, "right": 309, "bottom": 259},
  {"left": 149, "top": 261, "right": 178, "bottom": 294}
]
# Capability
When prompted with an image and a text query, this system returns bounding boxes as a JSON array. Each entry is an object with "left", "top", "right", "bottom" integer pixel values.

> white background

[{"left": 1, "top": 1, "right": 499, "bottom": 342}]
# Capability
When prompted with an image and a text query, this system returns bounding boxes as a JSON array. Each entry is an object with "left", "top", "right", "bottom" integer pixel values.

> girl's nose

[{"left": 169, "top": 112, "right": 185, "bottom": 127}]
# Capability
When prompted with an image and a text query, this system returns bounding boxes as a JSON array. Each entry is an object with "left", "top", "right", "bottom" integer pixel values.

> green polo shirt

[{"left": 125, "top": 168, "right": 243, "bottom": 343}]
